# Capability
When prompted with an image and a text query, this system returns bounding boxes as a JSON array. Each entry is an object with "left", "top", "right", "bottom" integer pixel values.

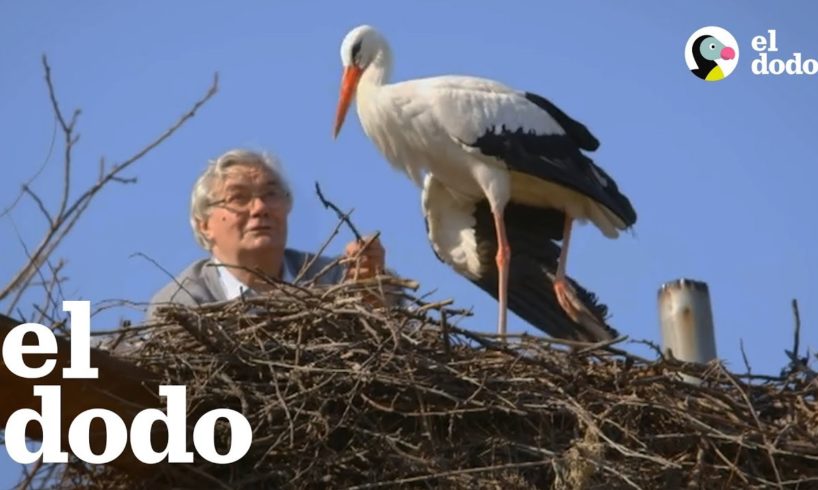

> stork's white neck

[
  {"left": 352, "top": 41, "right": 426, "bottom": 184},
  {"left": 360, "top": 45, "right": 393, "bottom": 88}
]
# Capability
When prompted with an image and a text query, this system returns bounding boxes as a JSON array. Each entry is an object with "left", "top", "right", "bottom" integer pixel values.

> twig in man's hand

[{"left": 314, "top": 181, "right": 363, "bottom": 242}]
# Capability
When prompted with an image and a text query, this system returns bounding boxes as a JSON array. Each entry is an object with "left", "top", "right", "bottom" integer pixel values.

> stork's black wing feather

[
  {"left": 465, "top": 92, "right": 637, "bottom": 228},
  {"left": 523, "top": 92, "right": 600, "bottom": 151}
]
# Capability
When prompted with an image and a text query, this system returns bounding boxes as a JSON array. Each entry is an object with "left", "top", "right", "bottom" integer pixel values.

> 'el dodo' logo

[{"left": 685, "top": 27, "right": 739, "bottom": 81}]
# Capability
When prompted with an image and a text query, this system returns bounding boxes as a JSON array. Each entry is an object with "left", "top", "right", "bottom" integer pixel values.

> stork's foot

[
  {"left": 554, "top": 278, "right": 581, "bottom": 321},
  {"left": 554, "top": 278, "right": 608, "bottom": 332}
]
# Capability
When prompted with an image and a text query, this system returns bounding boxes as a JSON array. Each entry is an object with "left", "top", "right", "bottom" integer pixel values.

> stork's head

[{"left": 333, "top": 25, "right": 388, "bottom": 138}]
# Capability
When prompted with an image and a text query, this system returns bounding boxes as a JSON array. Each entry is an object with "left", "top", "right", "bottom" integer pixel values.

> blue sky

[{"left": 2, "top": 1, "right": 817, "bottom": 485}]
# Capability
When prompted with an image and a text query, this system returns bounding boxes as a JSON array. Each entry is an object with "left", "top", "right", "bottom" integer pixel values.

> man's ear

[{"left": 198, "top": 217, "right": 213, "bottom": 243}]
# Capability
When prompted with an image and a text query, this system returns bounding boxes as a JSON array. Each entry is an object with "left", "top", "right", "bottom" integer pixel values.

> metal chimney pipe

[{"left": 658, "top": 278, "right": 718, "bottom": 366}]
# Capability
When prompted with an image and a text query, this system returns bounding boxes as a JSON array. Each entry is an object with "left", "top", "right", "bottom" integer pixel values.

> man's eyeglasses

[{"left": 208, "top": 187, "right": 290, "bottom": 210}]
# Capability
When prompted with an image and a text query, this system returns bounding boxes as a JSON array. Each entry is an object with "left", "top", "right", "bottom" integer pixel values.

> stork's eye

[{"left": 351, "top": 41, "right": 362, "bottom": 64}]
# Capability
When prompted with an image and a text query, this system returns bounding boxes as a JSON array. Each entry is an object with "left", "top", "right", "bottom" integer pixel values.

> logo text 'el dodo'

[{"left": 752, "top": 29, "right": 818, "bottom": 75}]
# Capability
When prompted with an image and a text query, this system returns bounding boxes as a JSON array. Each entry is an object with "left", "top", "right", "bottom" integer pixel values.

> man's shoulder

[{"left": 147, "top": 258, "right": 221, "bottom": 319}]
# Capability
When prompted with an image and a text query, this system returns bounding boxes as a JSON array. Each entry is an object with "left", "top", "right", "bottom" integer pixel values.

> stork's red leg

[
  {"left": 556, "top": 216, "right": 572, "bottom": 280},
  {"left": 552, "top": 217, "right": 612, "bottom": 339},
  {"left": 554, "top": 217, "right": 581, "bottom": 321},
  {"left": 493, "top": 209, "right": 511, "bottom": 338}
]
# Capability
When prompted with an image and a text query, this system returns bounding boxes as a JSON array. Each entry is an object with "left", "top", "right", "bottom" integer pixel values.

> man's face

[{"left": 199, "top": 164, "right": 290, "bottom": 261}]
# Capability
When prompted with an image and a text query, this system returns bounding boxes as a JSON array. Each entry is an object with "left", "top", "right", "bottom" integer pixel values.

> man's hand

[{"left": 343, "top": 235, "right": 385, "bottom": 282}]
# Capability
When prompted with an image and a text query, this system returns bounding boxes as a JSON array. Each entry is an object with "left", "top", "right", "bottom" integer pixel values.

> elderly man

[{"left": 146, "top": 148, "right": 387, "bottom": 319}]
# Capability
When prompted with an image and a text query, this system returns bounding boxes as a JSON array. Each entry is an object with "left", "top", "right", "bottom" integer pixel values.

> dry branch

[
  {"left": 0, "top": 57, "right": 219, "bottom": 307},
  {"left": 1, "top": 55, "right": 220, "bottom": 487}
]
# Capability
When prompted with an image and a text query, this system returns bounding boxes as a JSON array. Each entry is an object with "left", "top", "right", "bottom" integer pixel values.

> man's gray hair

[{"left": 190, "top": 148, "right": 293, "bottom": 249}]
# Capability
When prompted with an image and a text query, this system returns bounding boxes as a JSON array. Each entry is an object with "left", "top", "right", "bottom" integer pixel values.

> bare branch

[
  {"left": 22, "top": 184, "right": 54, "bottom": 226},
  {"left": 42, "top": 54, "right": 74, "bottom": 134},
  {"left": 0, "top": 114, "right": 57, "bottom": 218},
  {"left": 5, "top": 215, "right": 39, "bottom": 315},
  {"left": 110, "top": 176, "right": 138, "bottom": 184},
  {"left": 293, "top": 205, "right": 349, "bottom": 284},
  {"left": 0, "top": 66, "right": 219, "bottom": 303},
  {"left": 42, "top": 55, "right": 79, "bottom": 222},
  {"left": 101, "top": 72, "right": 219, "bottom": 182},
  {"left": 739, "top": 338, "right": 752, "bottom": 376},
  {"left": 130, "top": 252, "right": 201, "bottom": 311},
  {"left": 17, "top": 458, "right": 44, "bottom": 490},
  {"left": 37, "top": 259, "right": 67, "bottom": 324}
]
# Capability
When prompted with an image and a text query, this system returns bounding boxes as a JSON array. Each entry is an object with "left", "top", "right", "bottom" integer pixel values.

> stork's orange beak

[{"left": 333, "top": 65, "right": 363, "bottom": 139}]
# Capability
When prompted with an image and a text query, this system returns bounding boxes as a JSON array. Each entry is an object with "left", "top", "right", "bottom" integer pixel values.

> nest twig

[{"left": 45, "top": 279, "right": 818, "bottom": 490}]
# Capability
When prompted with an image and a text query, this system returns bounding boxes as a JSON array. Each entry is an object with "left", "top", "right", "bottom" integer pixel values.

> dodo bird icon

[{"left": 689, "top": 31, "right": 737, "bottom": 81}]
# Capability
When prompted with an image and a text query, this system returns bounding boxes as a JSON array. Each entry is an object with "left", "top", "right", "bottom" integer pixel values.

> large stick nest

[{"left": 55, "top": 279, "right": 818, "bottom": 489}]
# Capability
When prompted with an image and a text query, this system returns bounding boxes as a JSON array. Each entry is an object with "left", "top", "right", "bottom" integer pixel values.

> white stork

[{"left": 332, "top": 25, "right": 636, "bottom": 341}]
